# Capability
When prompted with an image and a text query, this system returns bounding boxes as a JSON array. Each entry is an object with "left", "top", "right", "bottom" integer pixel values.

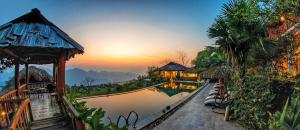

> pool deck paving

[{"left": 153, "top": 83, "right": 243, "bottom": 130}]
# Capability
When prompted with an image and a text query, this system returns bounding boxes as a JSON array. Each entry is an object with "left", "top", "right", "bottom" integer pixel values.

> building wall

[
  {"left": 276, "top": 48, "right": 300, "bottom": 77},
  {"left": 156, "top": 71, "right": 199, "bottom": 81}
]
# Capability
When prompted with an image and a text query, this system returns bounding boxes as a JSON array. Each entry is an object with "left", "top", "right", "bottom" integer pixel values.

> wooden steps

[{"left": 31, "top": 116, "right": 72, "bottom": 130}]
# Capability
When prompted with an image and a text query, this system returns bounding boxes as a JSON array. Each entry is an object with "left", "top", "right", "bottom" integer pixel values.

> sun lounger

[
  {"left": 205, "top": 93, "right": 228, "bottom": 100},
  {"left": 204, "top": 98, "right": 228, "bottom": 106},
  {"left": 209, "top": 90, "right": 219, "bottom": 96},
  {"left": 213, "top": 85, "right": 220, "bottom": 88}
]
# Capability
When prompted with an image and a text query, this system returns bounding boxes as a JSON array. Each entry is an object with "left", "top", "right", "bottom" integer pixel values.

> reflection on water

[
  {"left": 158, "top": 82, "right": 198, "bottom": 97},
  {"left": 78, "top": 82, "right": 200, "bottom": 124}
]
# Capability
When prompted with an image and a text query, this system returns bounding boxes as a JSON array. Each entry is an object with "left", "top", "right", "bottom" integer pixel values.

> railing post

[
  {"left": 28, "top": 102, "right": 33, "bottom": 121},
  {"left": 62, "top": 96, "right": 86, "bottom": 130},
  {"left": 53, "top": 63, "right": 57, "bottom": 85},
  {"left": 15, "top": 63, "right": 20, "bottom": 97},
  {"left": 10, "top": 99, "right": 31, "bottom": 130},
  {"left": 75, "top": 119, "right": 85, "bottom": 130},
  {"left": 25, "top": 64, "right": 29, "bottom": 90}
]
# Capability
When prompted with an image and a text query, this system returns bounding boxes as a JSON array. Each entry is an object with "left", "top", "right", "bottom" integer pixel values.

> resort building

[
  {"left": 267, "top": 15, "right": 300, "bottom": 76},
  {"left": 153, "top": 62, "right": 200, "bottom": 81}
]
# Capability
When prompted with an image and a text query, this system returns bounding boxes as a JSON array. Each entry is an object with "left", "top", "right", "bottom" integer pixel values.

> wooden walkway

[{"left": 154, "top": 83, "right": 243, "bottom": 130}]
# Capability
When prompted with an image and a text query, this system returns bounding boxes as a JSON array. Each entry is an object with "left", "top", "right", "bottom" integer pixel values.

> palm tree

[{"left": 208, "top": 0, "right": 273, "bottom": 75}]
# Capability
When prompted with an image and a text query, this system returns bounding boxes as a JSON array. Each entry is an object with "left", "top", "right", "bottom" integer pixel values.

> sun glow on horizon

[
  {"left": 66, "top": 19, "right": 202, "bottom": 73},
  {"left": 102, "top": 42, "right": 142, "bottom": 57},
  {"left": 0, "top": 0, "right": 227, "bottom": 73}
]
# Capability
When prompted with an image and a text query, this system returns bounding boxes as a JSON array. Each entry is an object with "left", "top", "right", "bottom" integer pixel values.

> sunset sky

[{"left": 0, "top": 0, "right": 227, "bottom": 73}]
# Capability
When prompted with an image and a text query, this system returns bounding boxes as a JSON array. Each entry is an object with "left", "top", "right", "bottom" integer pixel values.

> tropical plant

[
  {"left": 228, "top": 69, "right": 294, "bottom": 129},
  {"left": 0, "top": 57, "right": 14, "bottom": 73},
  {"left": 229, "top": 74, "right": 274, "bottom": 129},
  {"left": 192, "top": 46, "right": 225, "bottom": 72},
  {"left": 204, "top": 0, "right": 300, "bottom": 129},
  {"left": 208, "top": 0, "right": 274, "bottom": 75},
  {"left": 268, "top": 94, "right": 300, "bottom": 130},
  {"left": 66, "top": 93, "right": 128, "bottom": 130}
]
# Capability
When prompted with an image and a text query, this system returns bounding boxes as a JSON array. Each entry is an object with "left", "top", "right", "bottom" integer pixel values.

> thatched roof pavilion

[
  {"left": 0, "top": 8, "right": 84, "bottom": 96},
  {"left": 156, "top": 62, "right": 199, "bottom": 81},
  {"left": 201, "top": 63, "right": 233, "bottom": 79},
  {"left": 0, "top": 8, "right": 83, "bottom": 64},
  {"left": 0, "top": 8, "right": 85, "bottom": 129},
  {"left": 159, "top": 62, "right": 189, "bottom": 71}
]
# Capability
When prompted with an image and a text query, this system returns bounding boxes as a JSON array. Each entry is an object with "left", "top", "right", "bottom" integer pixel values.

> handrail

[
  {"left": 117, "top": 111, "right": 139, "bottom": 128},
  {"left": 10, "top": 98, "right": 33, "bottom": 130},
  {"left": 62, "top": 96, "right": 85, "bottom": 130},
  {"left": 127, "top": 111, "right": 139, "bottom": 128},
  {"left": 117, "top": 115, "right": 127, "bottom": 128},
  {"left": 0, "top": 90, "right": 17, "bottom": 100},
  {"left": 62, "top": 96, "right": 80, "bottom": 118},
  {"left": 0, "top": 98, "right": 25, "bottom": 104},
  {"left": 18, "top": 84, "right": 27, "bottom": 97},
  {"left": 0, "top": 84, "right": 27, "bottom": 128},
  {"left": 0, "top": 84, "right": 27, "bottom": 100},
  {"left": 27, "top": 82, "right": 52, "bottom": 89}
]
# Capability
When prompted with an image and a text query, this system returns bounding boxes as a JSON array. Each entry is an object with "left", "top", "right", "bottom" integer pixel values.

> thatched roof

[
  {"left": 0, "top": 8, "right": 84, "bottom": 64},
  {"left": 159, "top": 62, "right": 189, "bottom": 71},
  {"left": 5, "top": 66, "right": 52, "bottom": 87},
  {"left": 0, "top": 66, "right": 52, "bottom": 95},
  {"left": 201, "top": 64, "right": 233, "bottom": 79}
]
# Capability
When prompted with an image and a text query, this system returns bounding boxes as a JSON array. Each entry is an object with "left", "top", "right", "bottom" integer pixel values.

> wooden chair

[{"left": 50, "top": 92, "right": 58, "bottom": 105}]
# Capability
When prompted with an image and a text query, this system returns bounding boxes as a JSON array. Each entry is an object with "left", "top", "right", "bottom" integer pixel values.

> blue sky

[{"left": 0, "top": 0, "right": 228, "bottom": 74}]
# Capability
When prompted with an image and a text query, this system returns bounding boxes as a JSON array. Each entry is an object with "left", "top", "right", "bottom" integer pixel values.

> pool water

[{"left": 78, "top": 82, "right": 200, "bottom": 125}]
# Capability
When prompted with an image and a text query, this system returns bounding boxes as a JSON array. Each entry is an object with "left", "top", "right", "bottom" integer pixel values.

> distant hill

[
  {"left": 0, "top": 69, "right": 14, "bottom": 86},
  {"left": 0, "top": 67, "right": 138, "bottom": 87},
  {"left": 66, "top": 68, "right": 138, "bottom": 86}
]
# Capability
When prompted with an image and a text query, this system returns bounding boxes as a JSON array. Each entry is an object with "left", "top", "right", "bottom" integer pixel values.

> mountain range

[
  {"left": 0, "top": 67, "right": 138, "bottom": 87},
  {"left": 66, "top": 68, "right": 138, "bottom": 86}
]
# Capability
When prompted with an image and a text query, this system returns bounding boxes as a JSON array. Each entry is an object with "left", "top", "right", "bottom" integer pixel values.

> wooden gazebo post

[
  {"left": 15, "top": 63, "right": 20, "bottom": 96},
  {"left": 57, "top": 54, "right": 66, "bottom": 96},
  {"left": 53, "top": 63, "right": 57, "bottom": 85},
  {"left": 25, "top": 64, "right": 29, "bottom": 89},
  {"left": 219, "top": 78, "right": 225, "bottom": 97}
]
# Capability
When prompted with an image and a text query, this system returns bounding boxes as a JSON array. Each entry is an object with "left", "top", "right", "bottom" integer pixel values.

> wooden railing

[
  {"left": 62, "top": 96, "right": 86, "bottom": 130},
  {"left": 0, "top": 82, "right": 52, "bottom": 129},
  {"left": 28, "top": 82, "right": 50, "bottom": 90},
  {"left": 0, "top": 98, "right": 24, "bottom": 128},
  {"left": 0, "top": 84, "right": 27, "bottom": 127},
  {"left": 10, "top": 98, "right": 33, "bottom": 130},
  {"left": 18, "top": 84, "right": 27, "bottom": 96},
  {"left": 0, "top": 84, "right": 27, "bottom": 101},
  {"left": 0, "top": 90, "right": 17, "bottom": 101}
]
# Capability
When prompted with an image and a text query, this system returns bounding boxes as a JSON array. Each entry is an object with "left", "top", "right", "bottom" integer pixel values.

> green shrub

[
  {"left": 268, "top": 86, "right": 300, "bottom": 130},
  {"left": 229, "top": 74, "right": 293, "bottom": 129},
  {"left": 268, "top": 96, "right": 300, "bottom": 130}
]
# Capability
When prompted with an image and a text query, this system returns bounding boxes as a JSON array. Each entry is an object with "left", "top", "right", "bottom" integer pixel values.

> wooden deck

[{"left": 30, "top": 93, "right": 61, "bottom": 120}]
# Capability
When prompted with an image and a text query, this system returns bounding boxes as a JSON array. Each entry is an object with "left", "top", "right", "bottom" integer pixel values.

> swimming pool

[{"left": 78, "top": 82, "right": 201, "bottom": 126}]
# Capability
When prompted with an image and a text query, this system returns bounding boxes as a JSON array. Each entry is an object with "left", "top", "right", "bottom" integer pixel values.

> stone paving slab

[{"left": 154, "top": 83, "right": 243, "bottom": 130}]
